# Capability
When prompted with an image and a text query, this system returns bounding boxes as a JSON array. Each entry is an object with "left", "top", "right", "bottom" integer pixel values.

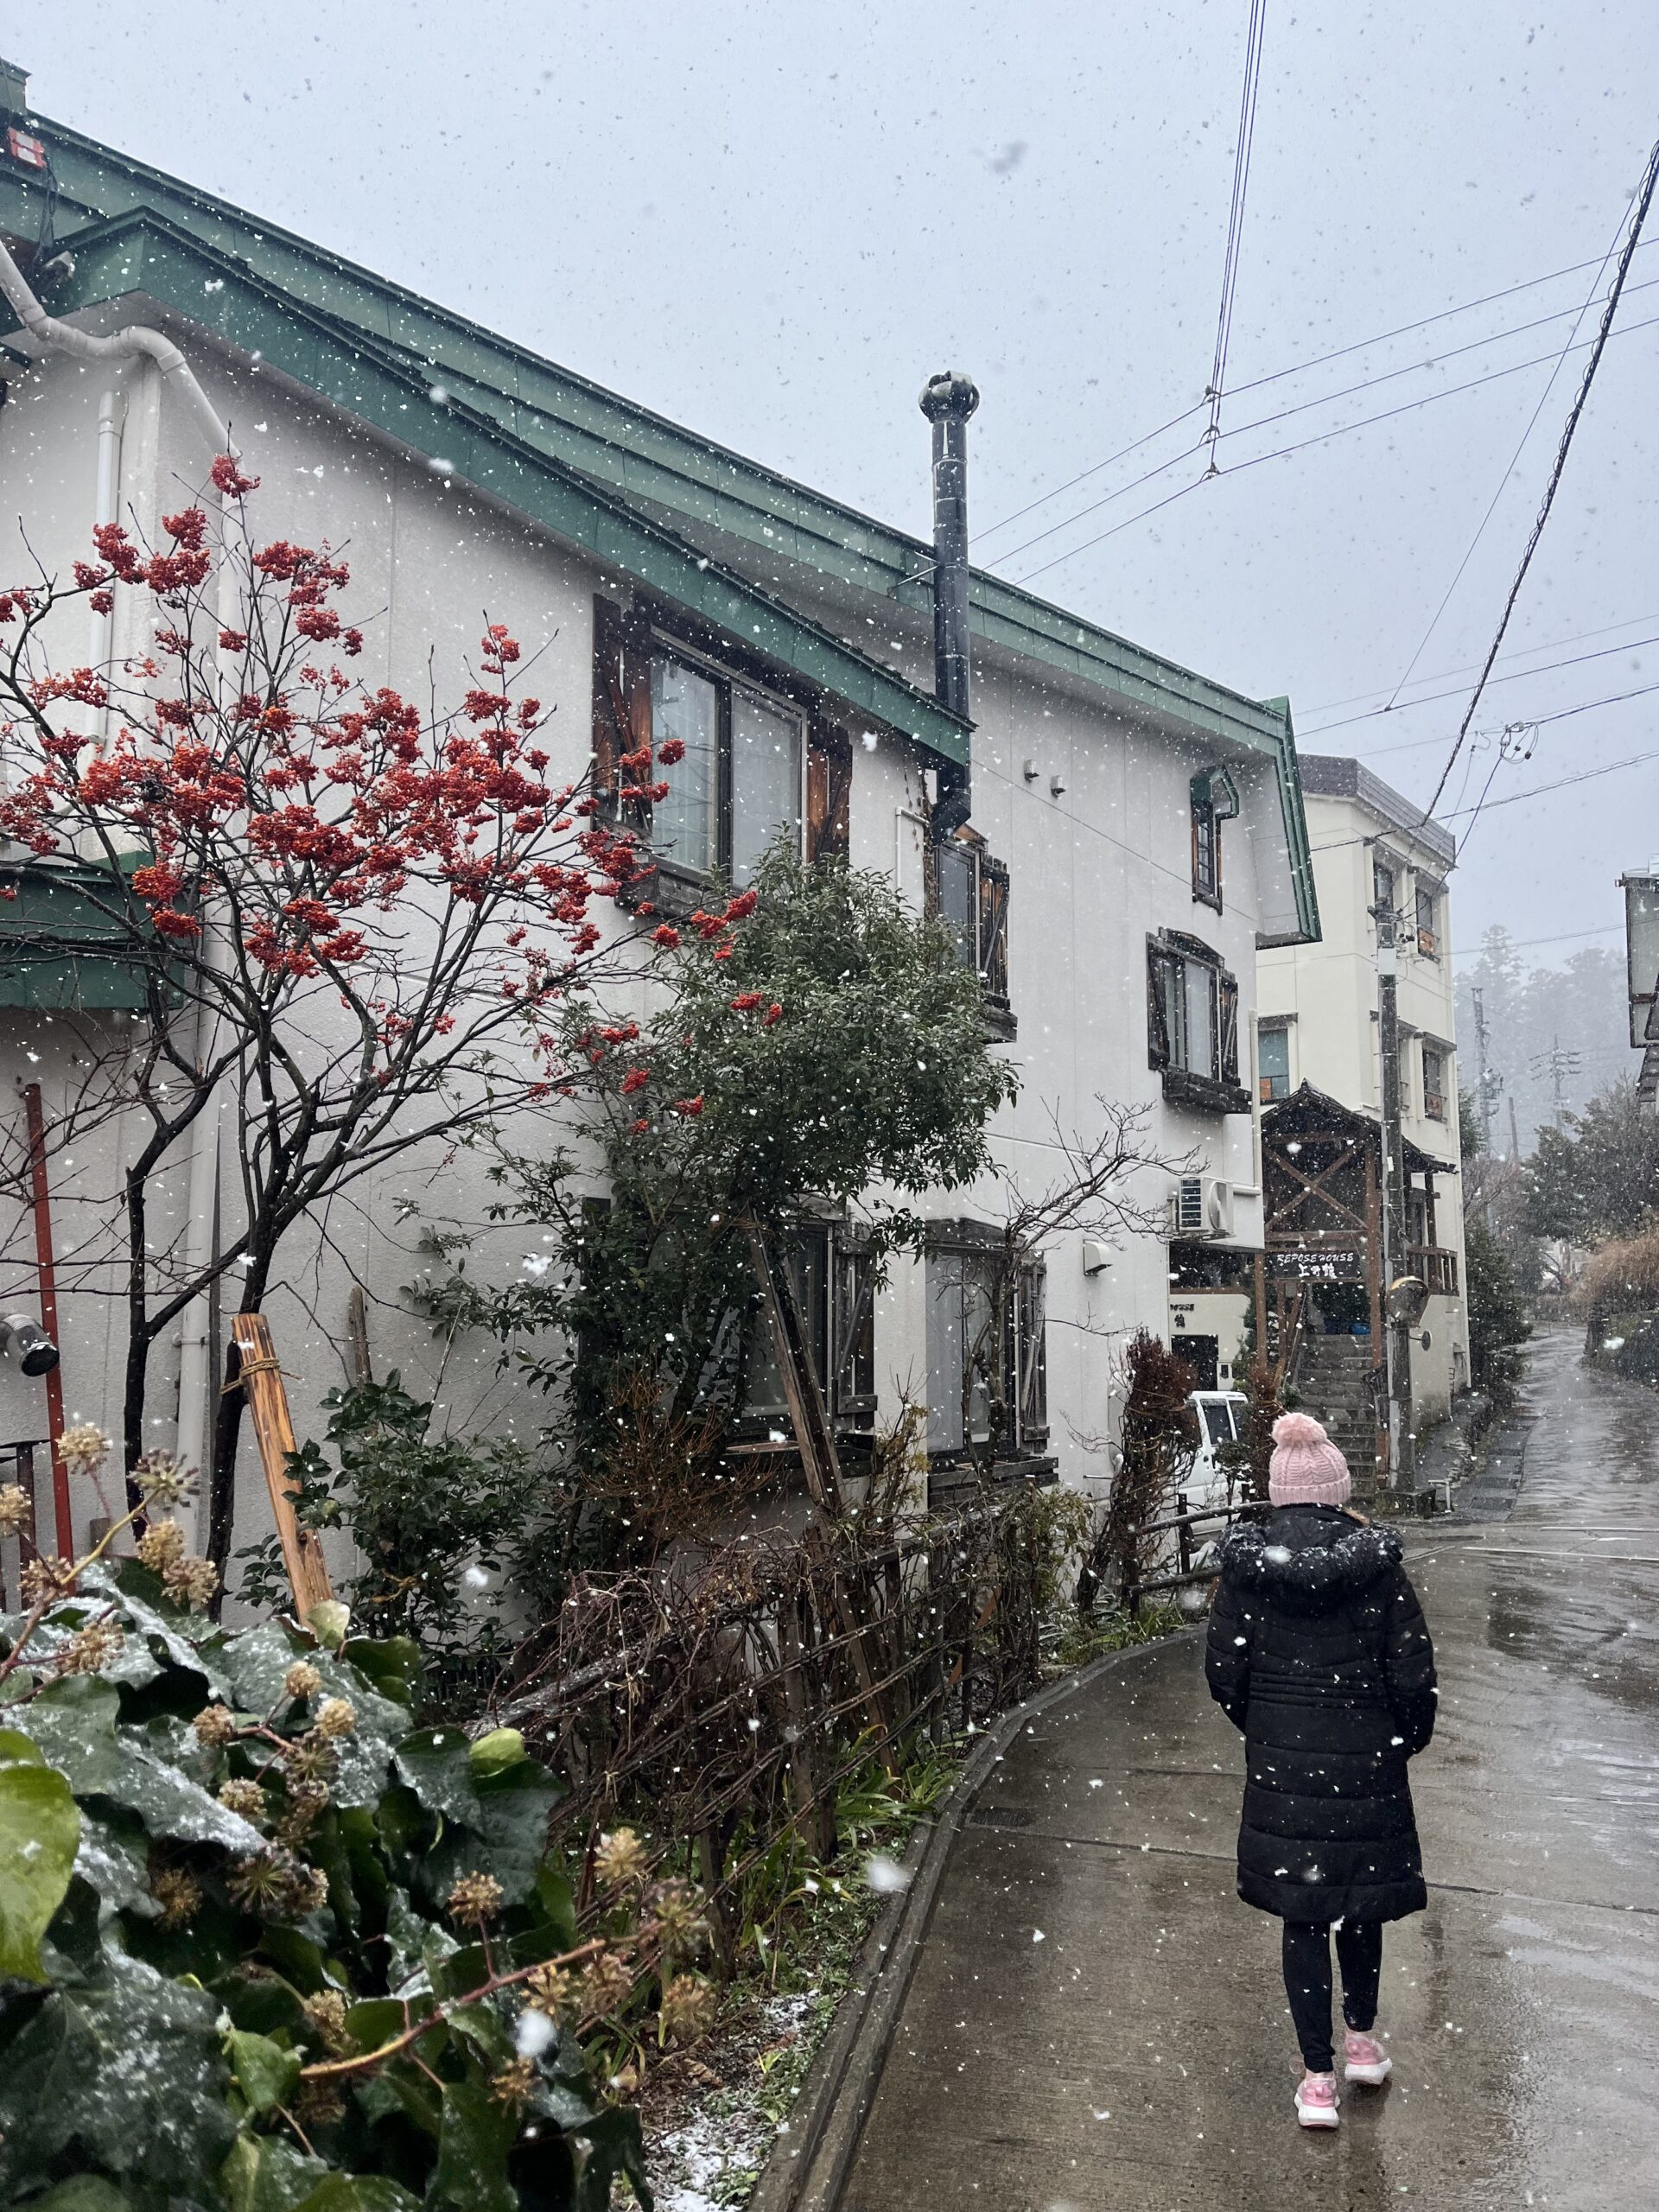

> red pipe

[{"left": 23, "top": 1082, "right": 70, "bottom": 1555}]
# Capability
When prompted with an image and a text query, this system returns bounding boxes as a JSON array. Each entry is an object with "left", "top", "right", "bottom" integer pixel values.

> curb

[{"left": 748, "top": 1627, "right": 1202, "bottom": 2212}]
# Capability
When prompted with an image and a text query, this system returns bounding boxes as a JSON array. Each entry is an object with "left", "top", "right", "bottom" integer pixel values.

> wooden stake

[{"left": 230, "top": 1313, "right": 334, "bottom": 1622}]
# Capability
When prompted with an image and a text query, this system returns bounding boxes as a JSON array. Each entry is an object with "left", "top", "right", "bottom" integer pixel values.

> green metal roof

[{"left": 0, "top": 111, "right": 1318, "bottom": 938}]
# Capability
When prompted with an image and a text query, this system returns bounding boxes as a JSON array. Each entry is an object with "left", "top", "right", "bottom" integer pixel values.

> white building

[
  {"left": 0, "top": 76, "right": 1320, "bottom": 1572},
  {"left": 1256, "top": 753, "right": 1469, "bottom": 1452}
]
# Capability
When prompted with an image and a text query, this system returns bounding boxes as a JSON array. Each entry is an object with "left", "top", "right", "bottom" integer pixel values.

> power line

[
  {"left": 1010, "top": 305, "right": 1659, "bottom": 587},
  {"left": 990, "top": 283, "right": 1659, "bottom": 575},
  {"left": 1204, "top": 0, "right": 1270, "bottom": 466},
  {"left": 1300, "top": 628, "right": 1659, "bottom": 741},
  {"left": 1424, "top": 134, "right": 1659, "bottom": 818},
  {"left": 1451, "top": 922, "right": 1623, "bottom": 958},
  {"left": 974, "top": 236, "right": 1659, "bottom": 547},
  {"left": 1300, "top": 607, "right": 1658, "bottom": 718}
]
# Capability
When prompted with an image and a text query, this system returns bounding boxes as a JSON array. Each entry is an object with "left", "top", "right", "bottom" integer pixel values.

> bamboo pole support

[{"left": 230, "top": 1313, "right": 335, "bottom": 1623}]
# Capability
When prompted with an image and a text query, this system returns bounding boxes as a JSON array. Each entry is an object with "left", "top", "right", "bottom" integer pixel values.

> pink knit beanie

[{"left": 1268, "top": 1410, "right": 1352, "bottom": 1507}]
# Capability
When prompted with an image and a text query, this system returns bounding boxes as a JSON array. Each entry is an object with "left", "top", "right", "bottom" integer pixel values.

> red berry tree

[{"left": 0, "top": 462, "right": 652, "bottom": 1568}]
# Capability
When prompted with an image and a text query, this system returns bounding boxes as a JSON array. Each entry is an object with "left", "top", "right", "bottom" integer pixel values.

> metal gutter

[{"left": 2, "top": 211, "right": 969, "bottom": 766}]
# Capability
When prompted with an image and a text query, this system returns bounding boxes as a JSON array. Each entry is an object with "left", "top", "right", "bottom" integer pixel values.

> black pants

[{"left": 1281, "top": 1920, "right": 1383, "bottom": 2073}]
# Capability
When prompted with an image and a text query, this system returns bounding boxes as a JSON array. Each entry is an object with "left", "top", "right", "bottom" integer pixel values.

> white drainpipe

[
  {"left": 0, "top": 238, "right": 234, "bottom": 455},
  {"left": 88, "top": 385, "right": 126, "bottom": 744},
  {"left": 0, "top": 238, "right": 238, "bottom": 1491}
]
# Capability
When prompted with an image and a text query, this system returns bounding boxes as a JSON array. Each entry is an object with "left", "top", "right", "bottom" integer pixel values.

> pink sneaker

[
  {"left": 1344, "top": 2028, "right": 1393, "bottom": 2086},
  {"left": 1294, "top": 2071, "right": 1340, "bottom": 2128}
]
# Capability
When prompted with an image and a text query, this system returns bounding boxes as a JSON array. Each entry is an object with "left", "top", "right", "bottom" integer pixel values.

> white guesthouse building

[{"left": 0, "top": 75, "right": 1321, "bottom": 1567}]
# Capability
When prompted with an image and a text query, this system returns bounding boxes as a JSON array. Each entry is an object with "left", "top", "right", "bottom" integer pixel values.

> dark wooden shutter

[
  {"left": 1016, "top": 1260, "right": 1048, "bottom": 1448},
  {"left": 978, "top": 855, "right": 1010, "bottom": 1001},
  {"left": 805, "top": 718, "right": 852, "bottom": 865},
  {"left": 831, "top": 1224, "right": 877, "bottom": 1422},
  {"left": 590, "top": 595, "right": 652, "bottom": 826},
  {"left": 1218, "top": 969, "right": 1240, "bottom": 1085},
  {"left": 1147, "top": 940, "right": 1171, "bottom": 1069}
]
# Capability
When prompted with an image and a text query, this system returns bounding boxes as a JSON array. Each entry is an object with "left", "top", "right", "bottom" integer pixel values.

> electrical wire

[
  {"left": 1300, "top": 629, "right": 1659, "bottom": 741},
  {"left": 973, "top": 238, "right": 1659, "bottom": 547},
  {"left": 1302, "top": 607, "right": 1658, "bottom": 717},
  {"left": 1010, "top": 305, "right": 1659, "bottom": 587},
  {"left": 1205, "top": 0, "right": 1270, "bottom": 465},
  {"left": 1424, "top": 133, "right": 1659, "bottom": 818}
]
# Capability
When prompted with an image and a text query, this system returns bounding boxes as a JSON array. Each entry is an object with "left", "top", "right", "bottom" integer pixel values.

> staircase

[{"left": 1291, "top": 1334, "right": 1383, "bottom": 1497}]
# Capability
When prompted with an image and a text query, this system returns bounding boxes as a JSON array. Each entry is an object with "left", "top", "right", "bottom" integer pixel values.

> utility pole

[
  {"left": 1375, "top": 887, "right": 1414, "bottom": 1490},
  {"left": 1529, "top": 1035, "right": 1581, "bottom": 1127}
]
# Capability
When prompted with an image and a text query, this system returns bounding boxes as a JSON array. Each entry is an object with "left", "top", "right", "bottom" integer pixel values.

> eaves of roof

[
  {"left": 0, "top": 118, "right": 1319, "bottom": 938},
  {"left": 2, "top": 206, "right": 969, "bottom": 765}
]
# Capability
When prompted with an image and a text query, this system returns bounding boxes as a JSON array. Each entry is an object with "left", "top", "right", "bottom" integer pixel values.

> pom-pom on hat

[{"left": 1268, "top": 1409, "right": 1351, "bottom": 1508}]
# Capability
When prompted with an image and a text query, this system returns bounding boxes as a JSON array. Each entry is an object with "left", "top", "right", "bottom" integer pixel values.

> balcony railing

[{"left": 1408, "top": 1244, "right": 1459, "bottom": 1295}]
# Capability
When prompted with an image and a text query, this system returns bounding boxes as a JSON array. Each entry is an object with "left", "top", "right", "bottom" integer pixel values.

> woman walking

[{"left": 1205, "top": 1409, "right": 1437, "bottom": 2129}]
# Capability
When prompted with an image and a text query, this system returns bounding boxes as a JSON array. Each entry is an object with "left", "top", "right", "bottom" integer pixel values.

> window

[
  {"left": 1190, "top": 768, "right": 1236, "bottom": 912},
  {"left": 1192, "top": 780, "right": 1219, "bottom": 908},
  {"left": 1372, "top": 854, "right": 1396, "bottom": 935},
  {"left": 1415, "top": 882, "right": 1440, "bottom": 960},
  {"left": 925, "top": 1227, "right": 1047, "bottom": 1459},
  {"left": 649, "top": 649, "right": 803, "bottom": 886},
  {"left": 592, "top": 597, "right": 851, "bottom": 905},
  {"left": 740, "top": 1220, "right": 875, "bottom": 1435},
  {"left": 1147, "top": 934, "right": 1246, "bottom": 1113},
  {"left": 1421, "top": 1044, "right": 1446, "bottom": 1122},
  {"left": 928, "top": 830, "right": 1011, "bottom": 1013},
  {"left": 1258, "top": 1022, "right": 1291, "bottom": 1103}
]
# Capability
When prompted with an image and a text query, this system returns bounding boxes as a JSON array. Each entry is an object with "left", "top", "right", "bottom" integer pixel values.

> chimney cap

[{"left": 919, "top": 371, "right": 979, "bottom": 423}]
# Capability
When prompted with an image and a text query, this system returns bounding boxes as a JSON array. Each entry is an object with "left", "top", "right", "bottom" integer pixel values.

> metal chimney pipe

[{"left": 919, "top": 370, "right": 978, "bottom": 831}]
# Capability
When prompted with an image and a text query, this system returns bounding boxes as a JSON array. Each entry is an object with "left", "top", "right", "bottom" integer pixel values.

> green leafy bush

[
  {"left": 237, "top": 1376, "right": 555, "bottom": 1711},
  {"left": 0, "top": 1481, "right": 664, "bottom": 2211}
]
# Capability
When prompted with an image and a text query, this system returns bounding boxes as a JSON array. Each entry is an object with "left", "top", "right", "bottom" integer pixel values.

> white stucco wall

[{"left": 1, "top": 318, "right": 1301, "bottom": 1572}]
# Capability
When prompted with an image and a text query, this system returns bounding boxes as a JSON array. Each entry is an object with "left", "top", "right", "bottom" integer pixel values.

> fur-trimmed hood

[{"left": 1220, "top": 1508, "right": 1403, "bottom": 1616}]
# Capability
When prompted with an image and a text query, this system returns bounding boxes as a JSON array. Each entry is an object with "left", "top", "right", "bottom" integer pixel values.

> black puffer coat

[{"left": 1205, "top": 1505, "right": 1436, "bottom": 1924}]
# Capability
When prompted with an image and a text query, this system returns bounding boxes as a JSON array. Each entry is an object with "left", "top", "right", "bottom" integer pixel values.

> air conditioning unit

[{"left": 1168, "top": 1175, "right": 1234, "bottom": 1242}]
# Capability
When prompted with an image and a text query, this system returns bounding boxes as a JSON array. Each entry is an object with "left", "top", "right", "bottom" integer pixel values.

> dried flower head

[
  {"left": 150, "top": 1866, "right": 203, "bottom": 1928},
  {"left": 218, "top": 1777, "right": 266, "bottom": 1822},
  {"left": 279, "top": 1861, "right": 330, "bottom": 1920},
  {"left": 446, "top": 1871, "right": 505, "bottom": 1926},
  {"left": 162, "top": 1554, "right": 219, "bottom": 1612},
  {"left": 315, "top": 1697, "right": 356, "bottom": 1739},
  {"left": 56, "top": 1423, "right": 112, "bottom": 1478},
  {"left": 524, "top": 1962, "right": 575, "bottom": 2019},
  {"left": 647, "top": 1879, "right": 709, "bottom": 1959},
  {"left": 302, "top": 1987, "right": 351, "bottom": 2055},
  {"left": 660, "top": 1973, "right": 717, "bottom": 2044},
  {"left": 191, "top": 1703, "right": 238, "bottom": 1748},
  {"left": 281, "top": 1732, "right": 340, "bottom": 1785},
  {"left": 489, "top": 2056, "right": 537, "bottom": 2108},
  {"left": 135, "top": 1519, "right": 186, "bottom": 1573},
  {"left": 60, "top": 1619, "right": 125, "bottom": 1676},
  {"left": 275, "top": 1777, "right": 330, "bottom": 1845},
  {"left": 131, "top": 1449, "right": 196, "bottom": 1507},
  {"left": 19, "top": 1555, "right": 77, "bottom": 1607},
  {"left": 283, "top": 1660, "right": 322, "bottom": 1701},
  {"left": 0, "top": 1484, "right": 31, "bottom": 1538},
  {"left": 594, "top": 1826, "right": 648, "bottom": 1891},
  {"left": 580, "top": 1948, "right": 634, "bottom": 2018},
  {"left": 226, "top": 1850, "right": 291, "bottom": 1912}
]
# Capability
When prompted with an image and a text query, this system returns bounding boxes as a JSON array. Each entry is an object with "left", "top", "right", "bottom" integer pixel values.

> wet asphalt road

[{"left": 840, "top": 1330, "right": 1659, "bottom": 2210}]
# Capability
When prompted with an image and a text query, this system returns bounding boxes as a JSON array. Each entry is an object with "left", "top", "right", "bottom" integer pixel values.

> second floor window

[
  {"left": 929, "top": 830, "right": 1011, "bottom": 1014},
  {"left": 1415, "top": 882, "right": 1440, "bottom": 960},
  {"left": 1258, "top": 1022, "right": 1291, "bottom": 1102},
  {"left": 1373, "top": 854, "right": 1396, "bottom": 934},
  {"left": 1147, "top": 933, "right": 1243, "bottom": 1110},
  {"left": 1192, "top": 780, "right": 1219, "bottom": 907},
  {"left": 1422, "top": 1044, "right": 1446, "bottom": 1121},
  {"left": 650, "top": 650, "right": 804, "bottom": 887}
]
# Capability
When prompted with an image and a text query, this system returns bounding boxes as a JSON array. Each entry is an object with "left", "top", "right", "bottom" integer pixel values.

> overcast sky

[{"left": 10, "top": 1, "right": 1658, "bottom": 995}]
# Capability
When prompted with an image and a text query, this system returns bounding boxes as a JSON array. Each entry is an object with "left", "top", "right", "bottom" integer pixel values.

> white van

[{"left": 1187, "top": 1389, "right": 1249, "bottom": 1514}]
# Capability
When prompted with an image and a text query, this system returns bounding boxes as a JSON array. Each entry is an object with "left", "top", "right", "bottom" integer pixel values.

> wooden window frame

[
  {"left": 734, "top": 1216, "right": 875, "bottom": 1441},
  {"left": 1257, "top": 1020, "right": 1292, "bottom": 1103},
  {"left": 925, "top": 825, "right": 1014, "bottom": 1035},
  {"left": 591, "top": 594, "right": 852, "bottom": 918},
  {"left": 1147, "top": 931, "right": 1249, "bottom": 1116},
  {"left": 1414, "top": 880, "right": 1441, "bottom": 961},
  {"left": 924, "top": 1220, "right": 1049, "bottom": 1462},
  {"left": 1421, "top": 1043, "right": 1446, "bottom": 1122}
]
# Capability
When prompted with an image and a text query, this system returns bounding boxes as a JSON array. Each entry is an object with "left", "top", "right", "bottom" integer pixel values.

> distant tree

[
  {"left": 1463, "top": 1216, "right": 1530, "bottom": 1407},
  {"left": 1523, "top": 1078, "right": 1659, "bottom": 1246}
]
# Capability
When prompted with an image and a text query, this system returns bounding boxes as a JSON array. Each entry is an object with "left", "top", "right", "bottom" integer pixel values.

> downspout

[
  {"left": 88, "top": 385, "right": 126, "bottom": 745},
  {"left": 918, "top": 370, "right": 978, "bottom": 834},
  {"left": 0, "top": 238, "right": 235, "bottom": 456}
]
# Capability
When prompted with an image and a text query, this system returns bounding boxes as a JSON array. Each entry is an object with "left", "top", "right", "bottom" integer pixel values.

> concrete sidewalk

[{"left": 837, "top": 1330, "right": 1659, "bottom": 2210}]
